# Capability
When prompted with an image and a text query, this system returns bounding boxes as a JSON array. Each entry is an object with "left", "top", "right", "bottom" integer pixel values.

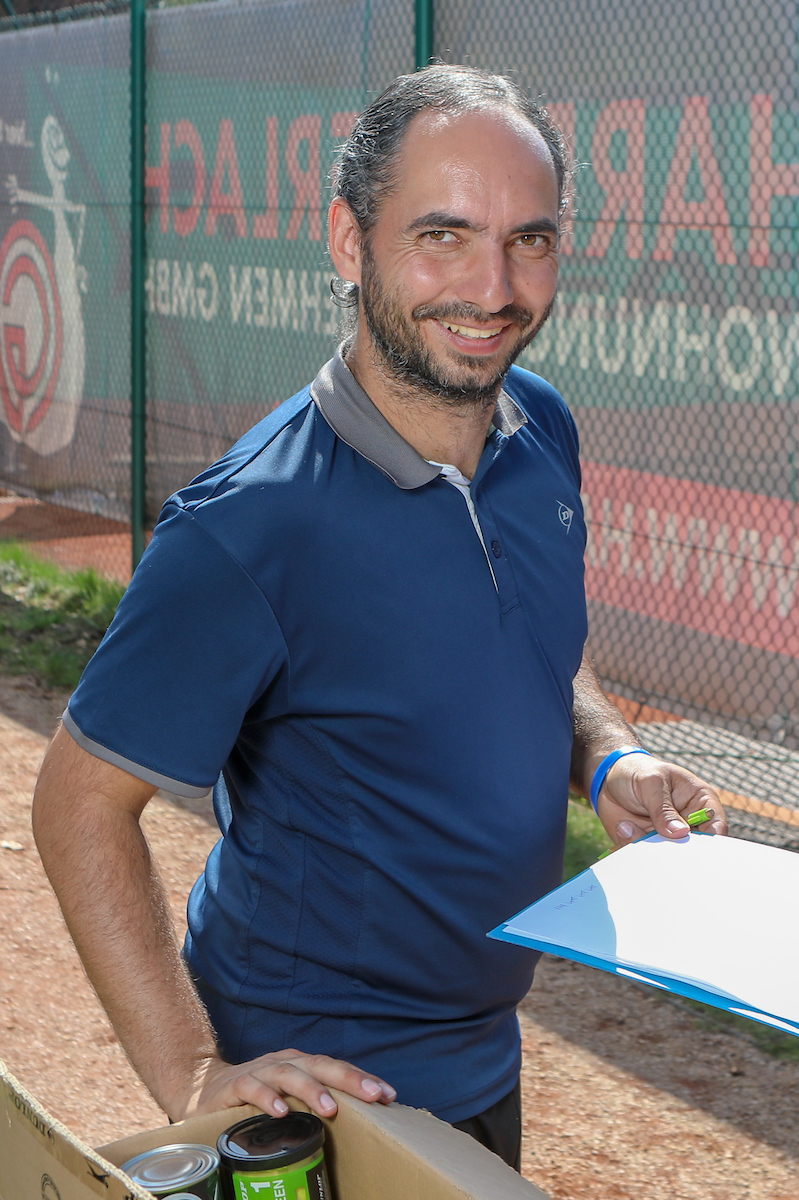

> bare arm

[
  {"left": 32, "top": 725, "right": 396, "bottom": 1121},
  {"left": 570, "top": 653, "right": 727, "bottom": 844}
]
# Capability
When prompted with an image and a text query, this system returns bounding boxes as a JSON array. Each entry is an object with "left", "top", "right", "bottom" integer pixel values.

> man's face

[{"left": 355, "top": 107, "right": 561, "bottom": 403}]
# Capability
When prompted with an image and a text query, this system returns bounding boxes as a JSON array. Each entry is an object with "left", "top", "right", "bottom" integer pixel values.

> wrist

[
  {"left": 589, "top": 745, "right": 651, "bottom": 813},
  {"left": 157, "top": 1049, "right": 224, "bottom": 1122}
]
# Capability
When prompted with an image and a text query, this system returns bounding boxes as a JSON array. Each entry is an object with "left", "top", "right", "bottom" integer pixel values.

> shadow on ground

[{"left": 522, "top": 954, "right": 799, "bottom": 1163}]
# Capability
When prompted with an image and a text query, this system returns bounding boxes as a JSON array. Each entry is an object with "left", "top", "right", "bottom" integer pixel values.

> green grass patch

[
  {"left": 563, "top": 792, "right": 613, "bottom": 880},
  {"left": 0, "top": 541, "right": 125, "bottom": 690}
]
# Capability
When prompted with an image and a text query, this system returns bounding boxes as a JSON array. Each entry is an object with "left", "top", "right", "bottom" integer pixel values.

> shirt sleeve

[{"left": 65, "top": 502, "right": 290, "bottom": 796}]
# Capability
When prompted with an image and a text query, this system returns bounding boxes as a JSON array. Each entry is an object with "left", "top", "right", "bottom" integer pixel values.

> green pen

[
  {"left": 686, "top": 807, "right": 715, "bottom": 828},
  {"left": 597, "top": 808, "right": 716, "bottom": 860}
]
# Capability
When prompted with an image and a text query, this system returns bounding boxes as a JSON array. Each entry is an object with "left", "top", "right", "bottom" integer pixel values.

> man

[{"left": 33, "top": 66, "right": 725, "bottom": 1171}]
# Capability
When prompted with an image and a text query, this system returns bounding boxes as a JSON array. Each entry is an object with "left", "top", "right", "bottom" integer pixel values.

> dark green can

[{"left": 217, "top": 1112, "right": 332, "bottom": 1200}]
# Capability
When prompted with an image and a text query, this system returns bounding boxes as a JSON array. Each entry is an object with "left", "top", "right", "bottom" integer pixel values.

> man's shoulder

[
  {"left": 503, "top": 364, "right": 578, "bottom": 448},
  {"left": 171, "top": 382, "right": 326, "bottom": 514},
  {"left": 503, "top": 363, "right": 571, "bottom": 421}
]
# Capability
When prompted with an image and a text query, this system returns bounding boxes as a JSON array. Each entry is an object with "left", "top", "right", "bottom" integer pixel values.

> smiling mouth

[{"left": 438, "top": 320, "right": 507, "bottom": 340}]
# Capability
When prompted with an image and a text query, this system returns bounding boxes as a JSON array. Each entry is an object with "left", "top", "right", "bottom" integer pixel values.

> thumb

[{"left": 643, "top": 775, "right": 690, "bottom": 839}]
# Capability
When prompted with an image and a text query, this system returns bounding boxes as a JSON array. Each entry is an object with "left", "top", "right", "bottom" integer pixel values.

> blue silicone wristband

[{"left": 589, "top": 746, "right": 651, "bottom": 813}]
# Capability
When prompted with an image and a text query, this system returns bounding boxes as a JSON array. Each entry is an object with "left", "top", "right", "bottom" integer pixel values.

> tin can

[
  {"left": 217, "top": 1112, "right": 332, "bottom": 1200},
  {"left": 121, "top": 1143, "right": 220, "bottom": 1198}
]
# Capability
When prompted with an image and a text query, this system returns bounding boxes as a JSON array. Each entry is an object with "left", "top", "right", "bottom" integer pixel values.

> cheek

[
  {"left": 388, "top": 253, "right": 456, "bottom": 303},
  {"left": 518, "top": 260, "right": 559, "bottom": 305}
]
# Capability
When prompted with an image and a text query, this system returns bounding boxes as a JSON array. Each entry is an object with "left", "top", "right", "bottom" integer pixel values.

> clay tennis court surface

[
  {"left": 0, "top": 494, "right": 138, "bottom": 584},
  {"left": 1, "top": 673, "right": 798, "bottom": 1200},
  {"left": 2, "top": 498, "right": 799, "bottom": 1197}
]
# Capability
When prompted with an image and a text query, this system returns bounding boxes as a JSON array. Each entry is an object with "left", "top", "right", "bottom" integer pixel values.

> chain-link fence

[
  {"left": 0, "top": 2, "right": 132, "bottom": 577},
  {"left": 2, "top": 0, "right": 799, "bottom": 843}
]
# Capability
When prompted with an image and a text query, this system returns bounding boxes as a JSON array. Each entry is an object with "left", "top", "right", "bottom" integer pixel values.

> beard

[{"left": 358, "top": 240, "right": 554, "bottom": 409}]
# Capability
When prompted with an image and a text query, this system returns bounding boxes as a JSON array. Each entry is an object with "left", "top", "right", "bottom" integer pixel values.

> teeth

[{"left": 442, "top": 322, "right": 499, "bottom": 339}]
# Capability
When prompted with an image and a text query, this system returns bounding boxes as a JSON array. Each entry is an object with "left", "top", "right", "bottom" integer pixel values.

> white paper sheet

[{"left": 491, "top": 833, "right": 799, "bottom": 1031}]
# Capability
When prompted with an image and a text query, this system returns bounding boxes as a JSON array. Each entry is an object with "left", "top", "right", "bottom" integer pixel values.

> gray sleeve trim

[{"left": 62, "top": 706, "right": 212, "bottom": 799}]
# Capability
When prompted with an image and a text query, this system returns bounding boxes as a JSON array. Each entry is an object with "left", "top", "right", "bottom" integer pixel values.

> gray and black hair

[{"left": 330, "top": 63, "right": 572, "bottom": 308}]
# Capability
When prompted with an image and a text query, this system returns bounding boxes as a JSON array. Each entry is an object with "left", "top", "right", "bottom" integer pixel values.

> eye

[
  {"left": 424, "top": 229, "right": 456, "bottom": 243},
  {"left": 517, "top": 232, "right": 554, "bottom": 251}
]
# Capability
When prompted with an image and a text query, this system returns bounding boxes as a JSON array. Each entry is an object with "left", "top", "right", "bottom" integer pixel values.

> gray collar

[{"left": 310, "top": 346, "right": 527, "bottom": 491}]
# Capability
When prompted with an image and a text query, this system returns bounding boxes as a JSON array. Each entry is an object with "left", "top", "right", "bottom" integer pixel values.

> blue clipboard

[{"left": 489, "top": 832, "right": 799, "bottom": 1038}]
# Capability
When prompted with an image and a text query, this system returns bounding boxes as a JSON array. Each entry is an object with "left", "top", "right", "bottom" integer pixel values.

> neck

[{"left": 344, "top": 333, "right": 499, "bottom": 480}]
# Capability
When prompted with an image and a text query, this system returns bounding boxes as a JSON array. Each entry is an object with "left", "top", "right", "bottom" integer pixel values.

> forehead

[{"left": 380, "top": 106, "right": 560, "bottom": 227}]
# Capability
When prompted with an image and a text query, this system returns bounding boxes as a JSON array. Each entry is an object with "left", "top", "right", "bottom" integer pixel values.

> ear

[{"left": 328, "top": 197, "right": 363, "bottom": 286}]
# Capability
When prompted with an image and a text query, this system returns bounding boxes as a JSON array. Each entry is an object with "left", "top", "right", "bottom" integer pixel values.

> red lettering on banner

[
  {"left": 582, "top": 462, "right": 799, "bottom": 658},
  {"left": 285, "top": 114, "right": 322, "bottom": 241},
  {"left": 653, "top": 97, "right": 736, "bottom": 265},
  {"left": 585, "top": 99, "right": 645, "bottom": 260},
  {"left": 145, "top": 122, "right": 171, "bottom": 233},
  {"left": 546, "top": 101, "right": 575, "bottom": 256},
  {"left": 253, "top": 117, "right": 280, "bottom": 240},
  {"left": 749, "top": 93, "right": 799, "bottom": 267},
  {"left": 205, "top": 119, "right": 248, "bottom": 238},
  {"left": 331, "top": 111, "right": 358, "bottom": 140},
  {"left": 173, "top": 120, "right": 206, "bottom": 238}
]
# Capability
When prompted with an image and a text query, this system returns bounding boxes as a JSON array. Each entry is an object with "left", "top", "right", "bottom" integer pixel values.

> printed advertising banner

[
  {"left": 0, "top": 15, "right": 130, "bottom": 516},
  {"left": 439, "top": 0, "right": 799, "bottom": 739},
  {"left": 1, "top": 0, "right": 798, "bottom": 740},
  {"left": 508, "top": 85, "right": 799, "bottom": 736},
  {"left": 0, "top": 0, "right": 409, "bottom": 515}
]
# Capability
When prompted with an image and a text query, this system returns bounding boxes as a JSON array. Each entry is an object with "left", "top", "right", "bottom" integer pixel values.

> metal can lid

[
  {"left": 121, "top": 1143, "right": 219, "bottom": 1193},
  {"left": 218, "top": 1113, "right": 325, "bottom": 1172}
]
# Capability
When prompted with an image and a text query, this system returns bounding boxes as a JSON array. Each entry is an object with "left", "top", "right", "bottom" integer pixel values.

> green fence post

[
  {"left": 415, "top": 0, "right": 433, "bottom": 70},
  {"left": 130, "top": 0, "right": 147, "bottom": 571}
]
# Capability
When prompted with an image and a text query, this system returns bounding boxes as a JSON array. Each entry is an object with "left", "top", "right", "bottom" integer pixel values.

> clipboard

[{"left": 489, "top": 832, "right": 799, "bottom": 1037}]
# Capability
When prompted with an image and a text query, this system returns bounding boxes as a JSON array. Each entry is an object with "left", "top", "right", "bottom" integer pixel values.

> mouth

[
  {"left": 433, "top": 318, "right": 514, "bottom": 353},
  {"left": 440, "top": 320, "right": 504, "bottom": 340}
]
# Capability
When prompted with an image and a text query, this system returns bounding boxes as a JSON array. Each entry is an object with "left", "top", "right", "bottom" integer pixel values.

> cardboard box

[{"left": 1, "top": 1058, "right": 551, "bottom": 1200}]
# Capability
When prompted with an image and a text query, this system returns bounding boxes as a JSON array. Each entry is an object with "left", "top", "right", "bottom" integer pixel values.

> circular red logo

[{"left": 0, "top": 219, "right": 63, "bottom": 435}]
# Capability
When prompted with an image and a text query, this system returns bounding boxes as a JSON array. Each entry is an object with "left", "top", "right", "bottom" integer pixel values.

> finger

[
  {"left": 596, "top": 789, "right": 654, "bottom": 842},
  {"left": 614, "top": 819, "right": 647, "bottom": 846},
  {"left": 233, "top": 1068, "right": 338, "bottom": 1118},
  {"left": 197, "top": 1062, "right": 338, "bottom": 1120},
  {"left": 634, "top": 771, "right": 691, "bottom": 839},
  {"left": 288, "top": 1052, "right": 397, "bottom": 1105},
  {"left": 683, "top": 785, "right": 727, "bottom": 837},
  {"left": 226, "top": 1053, "right": 396, "bottom": 1118},
  {"left": 707, "top": 808, "right": 728, "bottom": 835},
  {"left": 224, "top": 1072, "right": 297, "bottom": 1117},
  {"left": 689, "top": 802, "right": 727, "bottom": 836}
]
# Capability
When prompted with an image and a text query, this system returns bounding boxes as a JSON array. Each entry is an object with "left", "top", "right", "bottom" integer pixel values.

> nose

[{"left": 456, "top": 241, "right": 515, "bottom": 315}]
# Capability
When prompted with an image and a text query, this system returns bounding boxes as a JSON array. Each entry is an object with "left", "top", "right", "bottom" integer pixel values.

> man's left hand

[{"left": 596, "top": 754, "right": 728, "bottom": 846}]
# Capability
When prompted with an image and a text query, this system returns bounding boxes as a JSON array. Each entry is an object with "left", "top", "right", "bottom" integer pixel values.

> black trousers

[{"left": 450, "top": 1079, "right": 522, "bottom": 1172}]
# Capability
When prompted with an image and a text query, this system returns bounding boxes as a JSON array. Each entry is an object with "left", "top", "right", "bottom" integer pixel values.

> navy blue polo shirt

[{"left": 65, "top": 348, "right": 587, "bottom": 1123}]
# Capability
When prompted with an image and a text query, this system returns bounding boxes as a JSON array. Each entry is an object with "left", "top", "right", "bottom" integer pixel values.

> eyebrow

[
  {"left": 515, "top": 219, "right": 560, "bottom": 238},
  {"left": 406, "top": 212, "right": 559, "bottom": 238},
  {"left": 406, "top": 211, "right": 476, "bottom": 233}
]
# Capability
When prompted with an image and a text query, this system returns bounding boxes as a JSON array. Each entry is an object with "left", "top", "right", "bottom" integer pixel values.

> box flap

[
  {"left": 101, "top": 1092, "right": 550, "bottom": 1200},
  {"left": 0, "top": 1058, "right": 153, "bottom": 1200}
]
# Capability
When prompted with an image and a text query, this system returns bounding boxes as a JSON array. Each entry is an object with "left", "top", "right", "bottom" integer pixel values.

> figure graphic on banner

[{"left": 2, "top": 114, "right": 87, "bottom": 455}]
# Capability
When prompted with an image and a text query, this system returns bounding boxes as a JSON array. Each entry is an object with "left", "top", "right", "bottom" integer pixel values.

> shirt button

[{"left": 491, "top": 540, "right": 502, "bottom": 558}]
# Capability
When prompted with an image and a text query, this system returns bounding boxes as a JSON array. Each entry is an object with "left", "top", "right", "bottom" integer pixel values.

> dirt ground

[{"left": 1, "top": 673, "right": 798, "bottom": 1200}]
